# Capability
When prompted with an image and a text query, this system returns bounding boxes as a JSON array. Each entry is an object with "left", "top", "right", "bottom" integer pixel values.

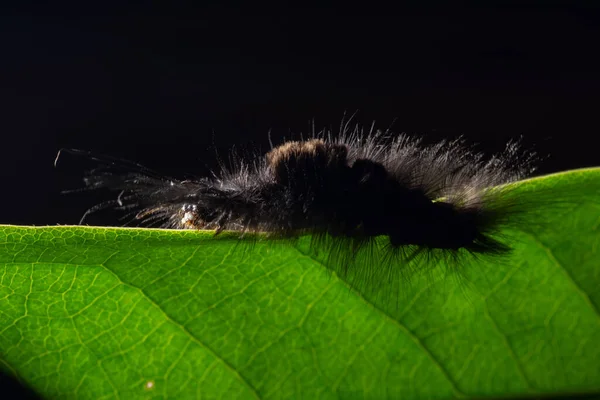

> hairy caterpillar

[{"left": 57, "top": 120, "right": 543, "bottom": 299}]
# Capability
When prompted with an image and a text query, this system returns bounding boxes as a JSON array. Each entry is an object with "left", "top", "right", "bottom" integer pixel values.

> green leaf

[{"left": 0, "top": 168, "right": 599, "bottom": 399}]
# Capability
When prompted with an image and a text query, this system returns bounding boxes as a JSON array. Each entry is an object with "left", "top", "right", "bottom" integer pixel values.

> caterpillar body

[{"left": 57, "top": 121, "right": 542, "bottom": 299}]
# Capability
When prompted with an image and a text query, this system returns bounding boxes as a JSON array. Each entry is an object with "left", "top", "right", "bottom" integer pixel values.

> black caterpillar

[{"left": 57, "top": 121, "right": 540, "bottom": 296}]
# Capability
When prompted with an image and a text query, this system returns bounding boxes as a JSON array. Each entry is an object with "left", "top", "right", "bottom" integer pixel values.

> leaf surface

[{"left": 0, "top": 169, "right": 599, "bottom": 399}]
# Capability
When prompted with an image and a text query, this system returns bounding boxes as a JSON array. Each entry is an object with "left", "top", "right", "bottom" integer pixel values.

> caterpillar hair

[{"left": 56, "top": 121, "right": 544, "bottom": 299}]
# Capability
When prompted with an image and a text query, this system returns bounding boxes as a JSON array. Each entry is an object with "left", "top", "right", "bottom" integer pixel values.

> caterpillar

[{"left": 56, "top": 120, "right": 543, "bottom": 300}]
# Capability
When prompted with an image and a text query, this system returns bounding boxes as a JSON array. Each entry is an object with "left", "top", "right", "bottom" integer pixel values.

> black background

[{"left": 1, "top": 4, "right": 599, "bottom": 227}]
